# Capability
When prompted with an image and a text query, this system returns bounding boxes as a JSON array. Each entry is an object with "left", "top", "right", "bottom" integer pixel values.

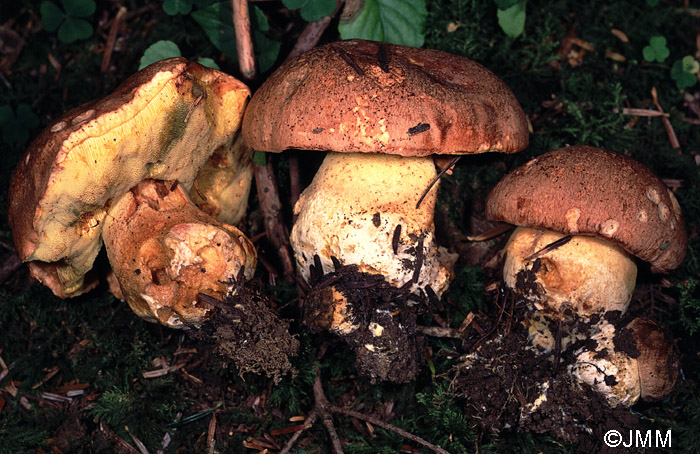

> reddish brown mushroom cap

[
  {"left": 486, "top": 146, "right": 687, "bottom": 272},
  {"left": 243, "top": 39, "right": 529, "bottom": 156}
]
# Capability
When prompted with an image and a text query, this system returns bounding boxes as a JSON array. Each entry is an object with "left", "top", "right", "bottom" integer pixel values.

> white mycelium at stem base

[
  {"left": 291, "top": 152, "right": 456, "bottom": 297},
  {"left": 570, "top": 321, "right": 641, "bottom": 407},
  {"left": 503, "top": 226, "right": 638, "bottom": 318}
]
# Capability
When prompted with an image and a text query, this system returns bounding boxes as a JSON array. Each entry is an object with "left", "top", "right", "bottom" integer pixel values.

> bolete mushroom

[
  {"left": 570, "top": 317, "right": 680, "bottom": 407},
  {"left": 243, "top": 39, "right": 529, "bottom": 297},
  {"left": 8, "top": 58, "right": 255, "bottom": 327},
  {"left": 189, "top": 133, "right": 254, "bottom": 225},
  {"left": 486, "top": 145, "right": 687, "bottom": 320},
  {"left": 103, "top": 179, "right": 256, "bottom": 327}
]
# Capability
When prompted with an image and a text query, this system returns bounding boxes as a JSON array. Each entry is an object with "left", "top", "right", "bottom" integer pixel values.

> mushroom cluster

[
  {"left": 242, "top": 39, "right": 529, "bottom": 381},
  {"left": 8, "top": 58, "right": 256, "bottom": 328},
  {"left": 484, "top": 145, "right": 685, "bottom": 406}
]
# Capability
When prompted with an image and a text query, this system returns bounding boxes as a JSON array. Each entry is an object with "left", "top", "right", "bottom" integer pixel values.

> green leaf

[
  {"left": 41, "top": 1, "right": 65, "bottom": 33},
  {"left": 671, "top": 59, "right": 698, "bottom": 90},
  {"left": 497, "top": 0, "right": 526, "bottom": 38},
  {"left": 642, "top": 45, "right": 656, "bottom": 62},
  {"left": 192, "top": 2, "right": 280, "bottom": 73},
  {"left": 253, "top": 151, "right": 267, "bottom": 166},
  {"left": 0, "top": 105, "right": 30, "bottom": 144},
  {"left": 682, "top": 55, "right": 699, "bottom": 73},
  {"left": 196, "top": 57, "right": 220, "bottom": 69},
  {"left": 16, "top": 104, "right": 40, "bottom": 129},
  {"left": 282, "top": 0, "right": 307, "bottom": 10},
  {"left": 163, "top": 0, "right": 193, "bottom": 15},
  {"left": 139, "top": 40, "right": 182, "bottom": 70},
  {"left": 62, "top": 0, "right": 96, "bottom": 18},
  {"left": 646, "top": 0, "right": 659, "bottom": 6},
  {"left": 57, "top": 17, "right": 93, "bottom": 43},
  {"left": 338, "top": 0, "right": 426, "bottom": 48},
  {"left": 300, "top": 0, "right": 337, "bottom": 22},
  {"left": 494, "top": 0, "right": 520, "bottom": 9},
  {"left": 644, "top": 35, "right": 669, "bottom": 63},
  {"left": 192, "top": 2, "right": 239, "bottom": 59}
]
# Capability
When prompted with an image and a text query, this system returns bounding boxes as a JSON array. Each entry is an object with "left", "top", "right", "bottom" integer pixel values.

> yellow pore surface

[{"left": 29, "top": 65, "right": 249, "bottom": 295}]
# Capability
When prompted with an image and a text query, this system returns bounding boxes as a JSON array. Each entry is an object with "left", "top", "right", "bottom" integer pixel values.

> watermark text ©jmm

[{"left": 604, "top": 429, "right": 672, "bottom": 448}]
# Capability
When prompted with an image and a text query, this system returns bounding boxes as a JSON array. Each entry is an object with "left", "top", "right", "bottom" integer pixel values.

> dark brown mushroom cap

[
  {"left": 485, "top": 146, "right": 687, "bottom": 272},
  {"left": 242, "top": 39, "right": 529, "bottom": 156},
  {"left": 624, "top": 318, "right": 679, "bottom": 401}
]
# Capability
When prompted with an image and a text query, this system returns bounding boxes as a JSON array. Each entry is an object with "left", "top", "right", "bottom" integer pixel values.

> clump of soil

[
  {"left": 187, "top": 278, "right": 299, "bottom": 383},
  {"left": 303, "top": 256, "right": 436, "bottom": 383},
  {"left": 451, "top": 288, "right": 648, "bottom": 452}
]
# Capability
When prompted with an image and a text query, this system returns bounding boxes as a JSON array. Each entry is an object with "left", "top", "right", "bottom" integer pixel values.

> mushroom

[
  {"left": 570, "top": 317, "right": 680, "bottom": 407},
  {"left": 486, "top": 145, "right": 687, "bottom": 320},
  {"left": 8, "top": 58, "right": 255, "bottom": 327},
  {"left": 103, "top": 179, "right": 256, "bottom": 327},
  {"left": 189, "top": 133, "right": 254, "bottom": 225},
  {"left": 243, "top": 39, "right": 529, "bottom": 297}
]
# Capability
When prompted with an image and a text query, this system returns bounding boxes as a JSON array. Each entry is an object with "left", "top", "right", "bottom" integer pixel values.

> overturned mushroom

[
  {"left": 486, "top": 146, "right": 687, "bottom": 320},
  {"left": 8, "top": 58, "right": 255, "bottom": 327}
]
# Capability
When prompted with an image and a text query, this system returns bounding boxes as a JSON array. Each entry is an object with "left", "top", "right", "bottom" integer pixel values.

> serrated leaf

[
  {"left": 163, "top": 0, "right": 193, "bottom": 15},
  {"left": 338, "top": 0, "right": 426, "bottom": 48},
  {"left": 41, "top": 1, "right": 65, "bottom": 33},
  {"left": 139, "top": 41, "right": 182, "bottom": 70},
  {"left": 497, "top": 0, "right": 526, "bottom": 38},
  {"left": 62, "top": 0, "right": 96, "bottom": 18},
  {"left": 300, "top": 0, "right": 336, "bottom": 22},
  {"left": 58, "top": 17, "right": 92, "bottom": 43}
]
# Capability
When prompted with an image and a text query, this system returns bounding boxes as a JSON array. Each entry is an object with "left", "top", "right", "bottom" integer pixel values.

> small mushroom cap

[
  {"left": 486, "top": 146, "right": 687, "bottom": 272},
  {"left": 243, "top": 39, "right": 528, "bottom": 156},
  {"left": 625, "top": 318, "right": 680, "bottom": 401},
  {"left": 8, "top": 58, "right": 250, "bottom": 297}
]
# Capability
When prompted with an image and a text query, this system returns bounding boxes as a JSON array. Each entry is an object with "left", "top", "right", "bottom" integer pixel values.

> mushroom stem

[
  {"left": 291, "top": 151, "right": 456, "bottom": 297},
  {"left": 502, "top": 226, "right": 637, "bottom": 318},
  {"left": 103, "top": 179, "right": 257, "bottom": 328}
]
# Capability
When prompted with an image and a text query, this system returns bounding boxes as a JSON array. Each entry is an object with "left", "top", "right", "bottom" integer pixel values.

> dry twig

[
  {"left": 101, "top": 6, "right": 127, "bottom": 72},
  {"left": 231, "top": 0, "right": 256, "bottom": 79}
]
